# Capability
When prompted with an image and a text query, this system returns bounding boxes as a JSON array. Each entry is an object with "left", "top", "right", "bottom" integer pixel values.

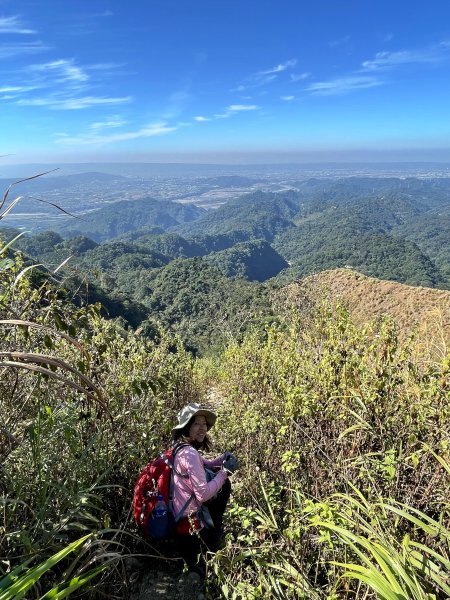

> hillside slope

[
  {"left": 288, "top": 268, "right": 450, "bottom": 346},
  {"left": 58, "top": 197, "right": 205, "bottom": 242}
]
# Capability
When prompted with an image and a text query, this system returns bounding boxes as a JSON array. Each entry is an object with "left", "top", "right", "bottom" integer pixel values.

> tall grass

[
  {"left": 210, "top": 304, "right": 449, "bottom": 598},
  {"left": 0, "top": 535, "right": 107, "bottom": 600},
  {"left": 1, "top": 248, "right": 204, "bottom": 596}
]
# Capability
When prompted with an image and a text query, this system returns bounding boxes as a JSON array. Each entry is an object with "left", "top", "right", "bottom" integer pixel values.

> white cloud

[
  {"left": 90, "top": 118, "right": 127, "bottom": 130},
  {"left": 28, "top": 59, "right": 89, "bottom": 83},
  {"left": 93, "top": 10, "right": 114, "bottom": 17},
  {"left": 0, "top": 85, "right": 35, "bottom": 93},
  {"left": 196, "top": 103, "right": 260, "bottom": 122},
  {"left": 231, "top": 59, "right": 297, "bottom": 92},
  {"left": 259, "top": 59, "right": 297, "bottom": 75},
  {"left": 227, "top": 104, "right": 259, "bottom": 111},
  {"left": 281, "top": 95, "right": 295, "bottom": 101},
  {"left": 0, "top": 41, "right": 49, "bottom": 58},
  {"left": 0, "top": 15, "right": 36, "bottom": 34},
  {"left": 291, "top": 72, "right": 311, "bottom": 82},
  {"left": 306, "top": 75, "right": 383, "bottom": 95},
  {"left": 17, "top": 95, "right": 132, "bottom": 110},
  {"left": 362, "top": 43, "right": 450, "bottom": 70},
  {"left": 55, "top": 122, "right": 176, "bottom": 146}
]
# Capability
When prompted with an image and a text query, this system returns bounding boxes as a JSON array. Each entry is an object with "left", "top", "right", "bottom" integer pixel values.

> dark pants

[{"left": 175, "top": 478, "right": 231, "bottom": 574}]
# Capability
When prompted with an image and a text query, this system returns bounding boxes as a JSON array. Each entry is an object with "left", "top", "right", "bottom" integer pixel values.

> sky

[{"left": 1, "top": 0, "right": 450, "bottom": 164}]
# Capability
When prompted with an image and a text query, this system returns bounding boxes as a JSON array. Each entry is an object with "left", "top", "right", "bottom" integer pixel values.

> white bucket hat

[{"left": 172, "top": 402, "right": 217, "bottom": 434}]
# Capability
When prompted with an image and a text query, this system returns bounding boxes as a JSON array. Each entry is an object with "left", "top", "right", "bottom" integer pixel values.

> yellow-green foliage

[
  {"left": 212, "top": 303, "right": 449, "bottom": 598},
  {"left": 2, "top": 246, "right": 449, "bottom": 599},
  {"left": 0, "top": 251, "right": 202, "bottom": 588}
]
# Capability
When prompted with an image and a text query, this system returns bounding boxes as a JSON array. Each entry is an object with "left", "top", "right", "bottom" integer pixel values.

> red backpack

[{"left": 133, "top": 443, "right": 191, "bottom": 539}]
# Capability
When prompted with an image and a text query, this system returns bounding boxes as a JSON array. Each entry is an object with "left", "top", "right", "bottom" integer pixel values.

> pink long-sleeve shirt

[{"left": 172, "top": 445, "right": 228, "bottom": 522}]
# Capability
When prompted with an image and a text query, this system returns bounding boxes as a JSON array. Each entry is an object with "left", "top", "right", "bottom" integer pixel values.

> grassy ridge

[{"left": 291, "top": 268, "right": 450, "bottom": 348}]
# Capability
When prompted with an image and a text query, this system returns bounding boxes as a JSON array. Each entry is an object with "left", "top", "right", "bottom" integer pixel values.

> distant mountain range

[{"left": 3, "top": 174, "right": 450, "bottom": 352}]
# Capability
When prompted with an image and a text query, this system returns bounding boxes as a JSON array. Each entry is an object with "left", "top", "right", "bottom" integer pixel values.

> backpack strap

[{"left": 168, "top": 442, "right": 195, "bottom": 523}]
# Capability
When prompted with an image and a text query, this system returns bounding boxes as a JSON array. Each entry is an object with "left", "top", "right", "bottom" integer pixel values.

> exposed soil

[{"left": 125, "top": 555, "right": 208, "bottom": 600}]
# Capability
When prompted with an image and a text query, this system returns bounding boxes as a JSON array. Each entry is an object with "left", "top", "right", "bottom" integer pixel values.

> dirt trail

[
  {"left": 125, "top": 532, "right": 218, "bottom": 599},
  {"left": 126, "top": 386, "right": 226, "bottom": 600},
  {"left": 126, "top": 558, "right": 206, "bottom": 600}
]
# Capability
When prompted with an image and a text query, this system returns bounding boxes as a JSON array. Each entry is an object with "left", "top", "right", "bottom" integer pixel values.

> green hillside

[
  {"left": 205, "top": 239, "right": 288, "bottom": 281},
  {"left": 395, "top": 207, "right": 450, "bottom": 279},
  {"left": 58, "top": 197, "right": 205, "bottom": 242},
  {"left": 118, "top": 230, "right": 206, "bottom": 259},
  {"left": 175, "top": 190, "right": 301, "bottom": 241},
  {"left": 1, "top": 246, "right": 448, "bottom": 599}
]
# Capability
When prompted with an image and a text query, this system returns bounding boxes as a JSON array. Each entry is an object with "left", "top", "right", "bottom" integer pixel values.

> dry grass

[{"left": 285, "top": 268, "right": 450, "bottom": 356}]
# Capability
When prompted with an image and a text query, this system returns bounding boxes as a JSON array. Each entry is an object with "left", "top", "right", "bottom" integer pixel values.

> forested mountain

[
  {"left": 396, "top": 207, "right": 450, "bottom": 279},
  {"left": 3, "top": 175, "right": 450, "bottom": 353},
  {"left": 275, "top": 234, "right": 445, "bottom": 287},
  {"left": 125, "top": 257, "right": 273, "bottom": 354},
  {"left": 271, "top": 194, "right": 449, "bottom": 287},
  {"left": 174, "top": 190, "right": 301, "bottom": 241},
  {"left": 205, "top": 239, "right": 288, "bottom": 281},
  {"left": 117, "top": 231, "right": 205, "bottom": 259},
  {"left": 58, "top": 197, "right": 205, "bottom": 242}
]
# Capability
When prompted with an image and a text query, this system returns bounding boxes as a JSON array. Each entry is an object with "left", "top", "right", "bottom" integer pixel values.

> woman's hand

[{"left": 222, "top": 452, "right": 239, "bottom": 474}]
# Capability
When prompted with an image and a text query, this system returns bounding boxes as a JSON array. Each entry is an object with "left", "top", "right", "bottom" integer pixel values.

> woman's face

[{"left": 188, "top": 415, "right": 208, "bottom": 444}]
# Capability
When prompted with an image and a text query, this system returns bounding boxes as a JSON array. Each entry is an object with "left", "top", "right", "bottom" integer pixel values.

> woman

[{"left": 171, "top": 402, "right": 237, "bottom": 574}]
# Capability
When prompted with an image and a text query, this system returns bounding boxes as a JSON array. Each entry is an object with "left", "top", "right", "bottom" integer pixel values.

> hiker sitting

[{"left": 171, "top": 402, "right": 238, "bottom": 574}]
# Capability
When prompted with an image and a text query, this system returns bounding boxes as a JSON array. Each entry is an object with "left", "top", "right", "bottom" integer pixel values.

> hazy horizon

[{"left": 2, "top": 1, "right": 450, "bottom": 164}]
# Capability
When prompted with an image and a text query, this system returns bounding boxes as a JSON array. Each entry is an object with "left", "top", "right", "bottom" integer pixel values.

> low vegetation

[
  {"left": 211, "top": 304, "right": 449, "bottom": 599},
  {"left": 0, "top": 248, "right": 203, "bottom": 597},
  {"left": 1, "top": 174, "right": 449, "bottom": 598}
]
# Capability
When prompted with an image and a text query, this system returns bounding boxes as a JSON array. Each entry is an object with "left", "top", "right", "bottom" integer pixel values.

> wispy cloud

[
  {"left": 90, "top": 118, "right": 127, "bottom": 130},
  {"left": 0, "top": 15, "right": 35, "bottom": 34},
  {"left": 164, "top": 88, "right": 192, "bottom": 119},
  {"left": 291, "top": 72, "right": 311, "bottom": 82},
  {"left": 258, "top": 58, "right": 297, "bottom": 75},
  {"left": 17, "top": 95, "right": 132, "bottom": 110},
  {"left": 93, "top": 10, "right": 114, "bottom": 17},
  {"left": 194, "top": 103, "right": 260, "bottom": 123},
  {"left": 214, "top": 104, "right": 260, "bottom": 119},
  {"left": 231, "top": 58, "right": 297, "bottom": 92},
  {"left": 55, "top": 122, "right": 176, "bottom": 145},
  {"left": 1, "top": 59, "right": 129, "bottom": 111},
  {"left": 361, "top": 42, "right": 450, "bottom": 70},
  {"left": 228, "top": 104, "right": 259, "bottom": 111},
  {"left": 0, "top": 41, "right": 49, "bottom": 59},
  {"left": 28, "top": 59, "right": 89, "bottom": 83},
  {"left": 0, "top": 85, "right": 36, "bottom": 93},
  {"left": 281, "top": 95, "right": 295, "bottom": 101},
  {"left": 303, "top": 41, "right": 450, "bottom": 99},
  {"left": 306, "top": 75, "right": 383, "bottom": 95}
]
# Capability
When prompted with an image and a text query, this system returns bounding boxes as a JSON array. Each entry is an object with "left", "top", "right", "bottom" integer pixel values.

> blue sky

[{"left": 1, "top": 0, "right": 450, "bottom": 163}]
